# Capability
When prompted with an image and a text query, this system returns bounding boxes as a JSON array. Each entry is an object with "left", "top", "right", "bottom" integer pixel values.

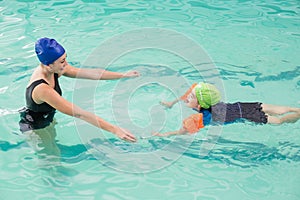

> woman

[
  {"left": 156, "top": 82, "right": 300, "bottom": 136},
  {"left": 19, "top": 37, "right": 139, "bottom": 143}
]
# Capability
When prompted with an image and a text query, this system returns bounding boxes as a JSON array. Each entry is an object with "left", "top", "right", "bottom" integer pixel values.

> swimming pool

[{"left": 0, "top": 0, "right": 300, "bottom": 199}]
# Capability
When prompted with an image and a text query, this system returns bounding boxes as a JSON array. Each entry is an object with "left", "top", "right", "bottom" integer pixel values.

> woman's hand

[
  {"left": 123, "top": 71, "right": 140, "bottom": 78},
  {"left": 114, "top": 127, "right": 137, "bottom": 142}
]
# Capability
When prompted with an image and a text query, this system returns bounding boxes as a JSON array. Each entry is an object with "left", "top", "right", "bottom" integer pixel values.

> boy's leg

[
  {"left": 261, "top": 104, "right": 300, "bottom": 115},
  {"left": 267, "top": 113, "right": 300, "bottom": 124},
  {"left": 268, "top": 113, "right": 300, "bottom": 124}
]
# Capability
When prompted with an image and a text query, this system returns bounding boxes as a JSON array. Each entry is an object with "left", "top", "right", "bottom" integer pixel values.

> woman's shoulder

[
  {"left": 27, "top": 70, "right": 59, "bottom": 88},
  {"left": 27, "top": 79, "right": 47, "bottom": 88},
  {"left": 27, "top": 67, "right": 44, "bottom": 85},
  {"left": 27, "top": 77, "right": 48, "bottom": 88}
]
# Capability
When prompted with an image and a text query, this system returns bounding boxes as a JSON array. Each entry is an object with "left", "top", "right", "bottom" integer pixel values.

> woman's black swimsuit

[
  {"left": 198, "top": 102, "right": 268, "bottom": 125},
  {"left": 19, "top": 73, "right": 62, "bottom": 132}
]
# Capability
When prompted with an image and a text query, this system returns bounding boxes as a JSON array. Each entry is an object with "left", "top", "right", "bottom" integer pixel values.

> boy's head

[{"left": 181, "top": 82, "right": 221, "bottom": 109}]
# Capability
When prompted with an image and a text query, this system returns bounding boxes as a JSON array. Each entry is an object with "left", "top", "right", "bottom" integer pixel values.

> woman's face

[
  {"left": 184, "top": 89, "right": 199, "bottom": 109},
  {"left": 50, "top": 53, "right": 67, "bottom": 73}
]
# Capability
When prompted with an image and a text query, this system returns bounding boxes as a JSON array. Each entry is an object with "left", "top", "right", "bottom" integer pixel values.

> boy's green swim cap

[{"left": 195, "top": 82, "right": 221, "bottom": 109}]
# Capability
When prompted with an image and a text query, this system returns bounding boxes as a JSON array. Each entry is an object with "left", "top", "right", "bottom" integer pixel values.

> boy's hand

[{"left": 159, "top": 101, "right": 173, "bottom": 108}]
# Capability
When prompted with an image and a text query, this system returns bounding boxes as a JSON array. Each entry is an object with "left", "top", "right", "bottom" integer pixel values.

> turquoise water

[{"left": 1, "top": 0, "right": 300, "bottom": 199}]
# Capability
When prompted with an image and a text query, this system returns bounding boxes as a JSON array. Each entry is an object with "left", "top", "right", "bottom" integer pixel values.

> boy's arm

[
  {"left": 153, "top": 127, "right": 188, "bottom": 137},
  {"left": 160, "top": 99, "right": 181, "bottom": 109},
  {"left": 153, "top": 113, "right": 204, "bottom": 137},
  {"left": 160, "top": 83, "right": 198, "bottom": 109}
]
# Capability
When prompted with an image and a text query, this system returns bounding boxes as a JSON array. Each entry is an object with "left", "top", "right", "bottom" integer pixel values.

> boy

[{"left": 156, "top": 82, "right": 300, "bottom": 136}]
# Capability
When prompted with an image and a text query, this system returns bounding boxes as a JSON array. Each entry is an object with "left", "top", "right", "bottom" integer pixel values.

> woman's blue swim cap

[{"left": 35, "top": 38, "right": 65, "bottom": 65}]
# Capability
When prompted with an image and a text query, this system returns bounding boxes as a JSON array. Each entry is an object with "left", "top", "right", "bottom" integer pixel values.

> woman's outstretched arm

[
  {"left": 33, "top": 83, "right": 137, "bottom": 142},
  {"left": 62, "top": 63, "right": 139, "bottom": 80}
]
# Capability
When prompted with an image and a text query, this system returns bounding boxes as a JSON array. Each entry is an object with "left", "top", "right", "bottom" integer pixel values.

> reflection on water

[
  {"left": 2, "top": 136, "right": 299, "bottom": 170},
  {"left": 182, "top": 137, "right": 300, "bottom": 168},
  {"left": 255, "top": 66, "right": 300, "bottom": 82},
  {"left": 201, "top": 62, "right": 300, "bottom": 85}
]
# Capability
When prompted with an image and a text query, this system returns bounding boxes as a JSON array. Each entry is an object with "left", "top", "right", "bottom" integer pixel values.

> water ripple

[{"left": 188, "top": 1, "right": 230, "bottom": 11}]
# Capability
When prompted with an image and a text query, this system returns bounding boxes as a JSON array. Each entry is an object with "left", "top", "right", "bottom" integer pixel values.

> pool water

[{"left": 1, "top": 0, "right": 300, "bottom": 199}]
